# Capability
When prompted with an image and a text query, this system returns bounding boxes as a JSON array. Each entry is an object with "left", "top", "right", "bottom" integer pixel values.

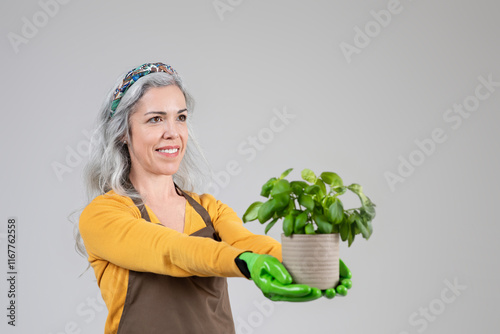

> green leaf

[
  {"left": 283, "top": 213, "right": 295, "bottom": 237},
  {"left": 260, "top": 177, "right": 277, "bottom": 197},
  {"left": 270, "top": 179, "right": 291, "bottom": 196},
  {"left": 279, "top": 168, "right": 293, "bottom": 179},
  {"left": 301, "top": 169, "right": 317, "bottom": 184},
  {"left": 327, "top": 198, "right": 344, "bottom": 224},
  {"left": 290, "top": 181, "right": 308, "bottom": 195},
  {"left": 258, "top": 199, "right": 275, "bottom": 224},
  {"left": 320, "top": 172, "right": 343, "bottom": 187},
  {"left": 293, "top": 226, "right": 305, "bottom": 234},
  {"left": 340, "top": 221, "right": 349, "bottom": 241},
  {"left": 346, "top": 212, "right": 361, "bottom": 245},
  {"left": 304, "top": 223, "right": 316, "bottom": 234},
  {"left": 294, "top": 211, "right": 308, "bottom": 234},
  {"left": 264, "top": 218, "right": 278, "bottom": 234},
  {"left": 273, "top": 193, "right": 290, "bottom": 212},
  {"left": 315, "top": 178, "right": 327, "bottom": 198},
  {"left": 354, "top": 214, "right": 371, "bottom": 239},
  {"left": 348, "top": 224, "right": 355, "bottom": 247},
  {"left": 347, "top": 183, "right": 362, "bottom": 193},
  {"left": 242, "top": 201, "right": 263, "bottom": 222},
  {"left": 314, "top": 213, "right": 333, "bottom": 234},
  {"left": 322, "top": 196, "right": 335, "bottom": 209},
  {"left": 353, "top": 221, "right": 361, "bottom": 235},
  {"left": 365, "top": 219, "right": 374, "bottom": 236},
  {"left": 348, "top": 184, "right": 376, "bottom": 219},
  {"left": 304, "top": 184, "right": 320, "bottom": 195},
  {"left": 313, "top": 203, "right": 323, "bottom": 216},
  {"left": 360, "top": 204, "right": 376, "bottom": 221},
  {"left": 333, "top": 186, "right": 347, "bottom": 195},
  {"left": 298, "top": 194, "right": 315, "bottom": 211},
  {"left": 286, "top": 200, "right": 296, "bottom": 214},
  {"left": 347, "top": 183, "right": 372, "bottom": 207},
  {"left": 347, "top": 212, "right": 357, "bottom": 224},
  {"left": 331, "top": 223, "right": 340, "bottom": 233}
]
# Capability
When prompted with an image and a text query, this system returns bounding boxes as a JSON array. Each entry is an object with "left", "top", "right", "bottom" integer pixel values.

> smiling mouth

[{"left": 157, "top": 148, "right": 179, "bottom": 153}]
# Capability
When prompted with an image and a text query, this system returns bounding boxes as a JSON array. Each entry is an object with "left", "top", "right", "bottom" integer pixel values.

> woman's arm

[
  {"left": 79, "top": 192, "right": 246, "bottom": 278},
  {"left": 197, "top": 193, "right": 283, "bottom": 261}
]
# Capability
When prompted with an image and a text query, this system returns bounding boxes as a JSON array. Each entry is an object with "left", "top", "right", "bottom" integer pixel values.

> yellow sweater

[{"left": 79, "top": 190, "right": 282, "bottom": 334}]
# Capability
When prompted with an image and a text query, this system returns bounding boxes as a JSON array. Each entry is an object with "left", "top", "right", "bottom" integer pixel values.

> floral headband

[{"left": 110, "top": 62, "right": 178, "bottom": 117}]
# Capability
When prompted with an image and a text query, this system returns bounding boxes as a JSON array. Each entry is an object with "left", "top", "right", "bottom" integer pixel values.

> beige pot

[{"left": 281, "top": 233, "right": 340, "bottom": 290}]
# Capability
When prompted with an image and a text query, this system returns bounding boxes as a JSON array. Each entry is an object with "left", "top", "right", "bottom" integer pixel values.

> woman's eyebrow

[{"left": 144, "top": 108, "right": 188, "bottom": 116}]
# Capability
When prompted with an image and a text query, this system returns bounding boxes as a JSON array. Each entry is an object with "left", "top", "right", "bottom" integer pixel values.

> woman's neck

[{"left": 128, "top": 171, "right": 180, "bottom": 204}]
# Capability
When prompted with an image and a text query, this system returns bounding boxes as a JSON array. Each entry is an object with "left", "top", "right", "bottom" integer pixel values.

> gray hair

[{"left": 74, "top": 69, "right": 212, "bottom": 258}]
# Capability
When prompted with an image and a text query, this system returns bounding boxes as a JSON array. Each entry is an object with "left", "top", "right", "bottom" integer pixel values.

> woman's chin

[{"left": 155, "top": 167, "right": 181, "bottom": 177}]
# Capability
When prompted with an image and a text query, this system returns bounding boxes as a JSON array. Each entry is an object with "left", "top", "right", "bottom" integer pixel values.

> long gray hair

[{"left": 74, "top": 69, "right": 212, "bottom": 258}]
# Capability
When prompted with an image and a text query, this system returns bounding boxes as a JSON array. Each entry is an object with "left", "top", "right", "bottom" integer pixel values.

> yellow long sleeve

[{"left": 80, "top": 190, "right": 282, "bottom": 278}]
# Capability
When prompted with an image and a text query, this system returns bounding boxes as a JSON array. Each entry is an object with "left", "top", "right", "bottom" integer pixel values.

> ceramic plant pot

[{"left": 281, "top": 233, "right": 340, "bottom": 290}]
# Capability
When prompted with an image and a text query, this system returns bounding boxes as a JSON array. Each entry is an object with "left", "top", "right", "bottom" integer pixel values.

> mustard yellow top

[{"left": 79, "top": 190, "right": 282, "bottom": 334}]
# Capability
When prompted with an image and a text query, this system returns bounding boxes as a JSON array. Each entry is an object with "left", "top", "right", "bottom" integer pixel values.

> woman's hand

[
  {"left": 323, "top": 259, "right": 353, "bottom": 298},
  {"left": 238, "top": 252, "right": 323, "bottom": 302},
  {"left": 238, "top": 253, "right": 352, "bottom": 301}
]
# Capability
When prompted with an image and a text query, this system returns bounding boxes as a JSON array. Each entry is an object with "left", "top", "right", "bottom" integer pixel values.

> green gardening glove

[
  {"left": 237, "top": 252, "right": 323, "bottom": 302},
  {"left": 323, "top": 259, "right": 353, "bottom": 299}
]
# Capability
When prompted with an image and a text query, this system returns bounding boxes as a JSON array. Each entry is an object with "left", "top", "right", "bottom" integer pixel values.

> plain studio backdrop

[{"left": 1, "top": 0, "right": 499, "bottom": 333}]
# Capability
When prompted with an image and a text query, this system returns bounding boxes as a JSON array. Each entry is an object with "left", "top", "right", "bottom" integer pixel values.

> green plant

[{"left": 242, "top": 168, "right": 376, "bottom": 246}]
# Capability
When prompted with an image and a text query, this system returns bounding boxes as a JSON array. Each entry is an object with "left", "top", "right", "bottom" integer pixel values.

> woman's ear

[{"left": 120, "top": 135, "right": 128, "bottom": 145}]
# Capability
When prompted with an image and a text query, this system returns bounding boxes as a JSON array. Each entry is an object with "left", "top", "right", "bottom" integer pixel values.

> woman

[{"left": 76, "top": 62, "right": 352, "bottom": 334}]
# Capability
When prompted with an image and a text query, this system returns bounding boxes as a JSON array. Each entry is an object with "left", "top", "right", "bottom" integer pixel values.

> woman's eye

[
  {"left": 149, "top": 116, "right": 162, "bottom": 123},
  {"left": 178, "top": 114, "right": 187, "bottom": 122}
]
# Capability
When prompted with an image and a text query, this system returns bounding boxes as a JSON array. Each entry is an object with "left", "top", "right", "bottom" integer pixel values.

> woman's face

[{"left": 127, "top": 85, "right": 188, "bottom": 179}]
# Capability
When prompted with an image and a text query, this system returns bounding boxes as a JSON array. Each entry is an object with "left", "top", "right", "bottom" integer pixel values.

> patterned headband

[{"left": 110, "top": 62, "right": 178, "bottom": 116}]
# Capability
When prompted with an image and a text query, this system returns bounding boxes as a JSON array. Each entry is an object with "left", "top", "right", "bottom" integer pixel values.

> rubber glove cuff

[{"left": 234, "top": 252, "right": 252, "bottom": 279}]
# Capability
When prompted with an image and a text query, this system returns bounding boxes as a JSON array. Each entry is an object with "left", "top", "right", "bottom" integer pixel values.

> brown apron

[{"left": 116, "top": 185, "right": 236, "bottom": 334}]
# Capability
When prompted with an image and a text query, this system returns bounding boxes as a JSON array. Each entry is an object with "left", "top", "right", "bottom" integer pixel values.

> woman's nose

[{"left": 162, "top": 119, "right": 179, "bottom": 139}]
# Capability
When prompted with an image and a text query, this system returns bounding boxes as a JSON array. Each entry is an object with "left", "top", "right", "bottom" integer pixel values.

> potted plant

[{"left": 242, "top": 168, "right": 376, "bottom": 289}]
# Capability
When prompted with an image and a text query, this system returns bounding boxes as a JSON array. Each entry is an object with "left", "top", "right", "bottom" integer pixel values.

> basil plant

[{"left": 242, "top": 168, "right": 376, "bottom": 246}]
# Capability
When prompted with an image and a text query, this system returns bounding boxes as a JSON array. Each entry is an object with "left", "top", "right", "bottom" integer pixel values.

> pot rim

[{"left": 281, "top": 233, "right": 340, "bottom": 239}]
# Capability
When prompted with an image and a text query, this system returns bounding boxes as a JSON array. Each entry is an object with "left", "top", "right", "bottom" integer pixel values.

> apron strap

[
  {"left": 129, "top": 183, "right": 215, "bottom": 231},
  {"left": 131, "top": 198, "right": 151, "bottom": 222},
  {"left": 174, "top": 183, "right": 215, "bottom": 230}
]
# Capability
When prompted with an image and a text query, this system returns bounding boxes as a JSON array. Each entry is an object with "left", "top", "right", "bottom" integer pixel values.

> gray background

[{"left": 1, "top": 0, "right": 499, "bottom": 333}]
